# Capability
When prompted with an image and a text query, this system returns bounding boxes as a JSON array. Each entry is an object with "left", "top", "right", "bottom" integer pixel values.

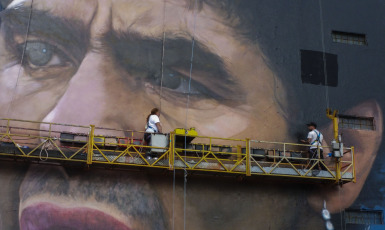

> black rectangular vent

[
  {"left": 332, "top": 31, "right": 367, "bottom": 45},
  {"left": 345, "top": 209, "right": 383, "bottom": 225},
  {"left": 339, "top": 115, "right": 375, "bottom": 131}
]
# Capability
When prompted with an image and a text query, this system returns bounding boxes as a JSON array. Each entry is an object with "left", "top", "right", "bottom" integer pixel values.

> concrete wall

[{"left": 0, "top": 0, "right": 384, "bottom": 229}]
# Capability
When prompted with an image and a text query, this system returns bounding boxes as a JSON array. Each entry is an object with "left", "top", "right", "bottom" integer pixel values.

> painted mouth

[{"left": 20, "top": 202, "right": 131, "bottom": 230}]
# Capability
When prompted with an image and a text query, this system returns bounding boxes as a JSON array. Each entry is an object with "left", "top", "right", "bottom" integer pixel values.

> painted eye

[
  {"left": 153, "top": 69, "right": 199, "bottom": 94},
  {"left": 162, "top": 71, "right": 181, "bottom": 90},
  {"left": 23, "top": 41, "right": 67, "bottom": 68}
]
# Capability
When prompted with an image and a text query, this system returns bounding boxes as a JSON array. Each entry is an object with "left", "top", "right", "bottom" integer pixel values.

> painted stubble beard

[{"left": 19, "top": 165, "right": 169, "bottom": 230}]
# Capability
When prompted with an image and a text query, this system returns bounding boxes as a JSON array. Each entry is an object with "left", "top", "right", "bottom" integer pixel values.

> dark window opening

[
  {"left": 300, "top": 50, "right": 338, "bottom": 87},
  {"left": 345, "top": 209, "right": 384, "bottom": 225},
  {"left": 332, "top": 31, "right": 367, "bottom": 46},
  {"left": 339, "top": 115, "right": 375, "bottom": 131}
]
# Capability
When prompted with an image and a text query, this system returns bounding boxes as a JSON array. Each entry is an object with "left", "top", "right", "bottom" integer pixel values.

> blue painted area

[
  {"left": 371, "top": 225, "right": 385, "bottom": 230},
  {"left": 346, "top": 224, "right": 385, "bottom": 230},
  {"left": 373, "top": 206, "right": 385, "bottom": 227},
  {"left": 352, "top": 157, "right": 385, "bottom": 224}
]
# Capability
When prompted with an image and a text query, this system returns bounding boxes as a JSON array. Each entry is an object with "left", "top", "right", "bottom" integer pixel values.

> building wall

[
  {"left": 0, "top": 162, "right": 326, "bottom": 230},
  {"left": 0, "top": 0, "right": 384, "bottom": 229}
]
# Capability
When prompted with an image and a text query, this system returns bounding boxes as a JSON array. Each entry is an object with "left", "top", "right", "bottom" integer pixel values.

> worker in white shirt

[
  {"left": 146, "top": 108, "right": 162, "bottom": 134},
  {"left": 144, "top": 108, "right": 163, "bottom": 159},
  {"left": 301, "top": 122, "right": 326, "bottom": 170}
]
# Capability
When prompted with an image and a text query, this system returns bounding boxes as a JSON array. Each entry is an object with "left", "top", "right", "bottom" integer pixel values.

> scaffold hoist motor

[{"left": 331, "top": 135, "right": 344, "bottom": 158}]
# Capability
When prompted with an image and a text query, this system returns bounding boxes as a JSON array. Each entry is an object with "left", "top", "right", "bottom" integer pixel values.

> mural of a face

[
  {"left": 0, "top": 0, "right": 290, "bottom": 141},
  {"left": 0, "top": 0, "right": 383, "bottom": 229}
]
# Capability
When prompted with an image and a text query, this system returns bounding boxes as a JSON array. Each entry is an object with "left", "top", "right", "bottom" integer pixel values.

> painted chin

[{"left": 20, "top": 202, "right": 131, "bottom": 230}]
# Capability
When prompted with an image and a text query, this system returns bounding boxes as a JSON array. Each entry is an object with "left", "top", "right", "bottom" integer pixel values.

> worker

[
  {"left": 144, "top": 108, "right": 162, "bottom": 159},
  {"left": 301, "top": 122, "right": 325, "bottom": 170}
]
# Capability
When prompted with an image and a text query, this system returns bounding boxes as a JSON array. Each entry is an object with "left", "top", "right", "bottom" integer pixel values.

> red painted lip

[{"left": 20, "top": 202, "right": 131, "bottom": 230}]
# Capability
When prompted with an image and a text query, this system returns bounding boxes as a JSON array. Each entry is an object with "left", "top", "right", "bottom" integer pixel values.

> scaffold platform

[{"left": 0, "top": 118, "right": 355, "bottom": 184}]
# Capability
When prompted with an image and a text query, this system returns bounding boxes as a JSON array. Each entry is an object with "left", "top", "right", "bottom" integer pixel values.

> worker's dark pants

[
  {"left": 144, "top": 133, "right": 151, "bottom": 145},
  {"left": 309, "top": 148, "right": 326, "bottom": 170}
]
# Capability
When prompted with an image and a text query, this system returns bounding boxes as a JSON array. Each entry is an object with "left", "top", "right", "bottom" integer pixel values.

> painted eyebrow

[
  {"left": 0, "top": 6, "right": 89, "bottom": 62},
  {"left": 103, "top": 31, "right": 244, "bottom": 101},
  {"left": 104, "top": 31, "right": 233, "bottom": 81}
]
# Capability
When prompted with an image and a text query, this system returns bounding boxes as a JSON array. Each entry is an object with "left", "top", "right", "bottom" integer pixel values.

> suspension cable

[
  {"left": 319, "top": 1, "right": 344, "bottom": 229},
  {"left": 337, "top": 180, "right": 345, "bottom": 230},
  {"left": 159, "top": 0, "right": 167, "bottom": 112},
  {"left": 5, "top": 0, "right": 34, "bottom": 118},
  {"left": 182, "top": 0, "right": 198, "bottom": 229},
  {"left": 318, "top": 0, "right": 330, "bottom": 109}
]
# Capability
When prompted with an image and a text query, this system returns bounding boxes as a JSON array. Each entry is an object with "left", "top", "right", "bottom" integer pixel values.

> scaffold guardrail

[{"left": 0, "top": 118, "right": 355, "bottom": 184}]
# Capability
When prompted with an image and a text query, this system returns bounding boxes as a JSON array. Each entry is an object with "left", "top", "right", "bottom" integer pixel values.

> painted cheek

[
  {"left": 0, "top": 65, "right": 71, "bottom": 121},
  {"left": 0, "top": 66, "right": 20, "bottom": 113},
  {"left": 189, "top": 106, "right": 250, "bottom": 138},
  {"left": 308, "top": 100, "right": 383, "bottom": 213}
]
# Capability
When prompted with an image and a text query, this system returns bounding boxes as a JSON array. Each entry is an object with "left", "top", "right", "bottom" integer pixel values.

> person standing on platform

[
  {"left": 301, "top": 122, "right": 325, "bottom": 170},
  {"left": 144, "top": 108, "right": 162, "bottom": 159}
]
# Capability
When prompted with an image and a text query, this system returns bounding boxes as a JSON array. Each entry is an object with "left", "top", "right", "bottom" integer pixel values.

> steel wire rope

[
  {"left": 318, "top": 0, "right": 330, "bottom": 109},
  {"left": 181, "top": 0, "right": 199, "bottom": 229},
  {"left": 159, "top": 0, "right": 167, "bottom": 112},
  {"left": 153, "top": 0, "right": 180, "bottom": 228},
  {"left": 5, "top": 0, "right": 34, "bottom": 118},
  {"left": 318, "top": 1, "right": 344, "bottom": 229},
  {"left": 155, "top": 2, "right": 180, "bottom": 229},
  {"left": 338, "top": 182, "right": 344, "bottom": 230}
]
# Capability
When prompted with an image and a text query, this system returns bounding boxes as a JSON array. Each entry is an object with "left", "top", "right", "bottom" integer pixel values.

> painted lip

[{"left": 20, "top": 202, "right": 131, "bottom": 230}]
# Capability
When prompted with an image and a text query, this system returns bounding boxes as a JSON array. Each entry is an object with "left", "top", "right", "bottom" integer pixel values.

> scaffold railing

[{"left": 0, "top": 118, "right": 355, "bottom": 184}]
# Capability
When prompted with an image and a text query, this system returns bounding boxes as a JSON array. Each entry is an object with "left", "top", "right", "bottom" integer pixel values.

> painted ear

[{"left": 307, "top": 100, "right": 383, "bottom": 213}]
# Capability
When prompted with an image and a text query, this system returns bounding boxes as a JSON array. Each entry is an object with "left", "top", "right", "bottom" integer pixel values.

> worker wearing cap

[{"left": 301, "top": 122, "right": 325, "bottom": 170}]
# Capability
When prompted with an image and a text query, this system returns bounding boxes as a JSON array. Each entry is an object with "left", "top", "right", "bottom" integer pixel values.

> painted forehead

[
  {"left": 7, "top": 0, "right": 236, "bottom": 38},
  {"left": 7, "top": 0, "right": 98, "bottom": 24}
]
